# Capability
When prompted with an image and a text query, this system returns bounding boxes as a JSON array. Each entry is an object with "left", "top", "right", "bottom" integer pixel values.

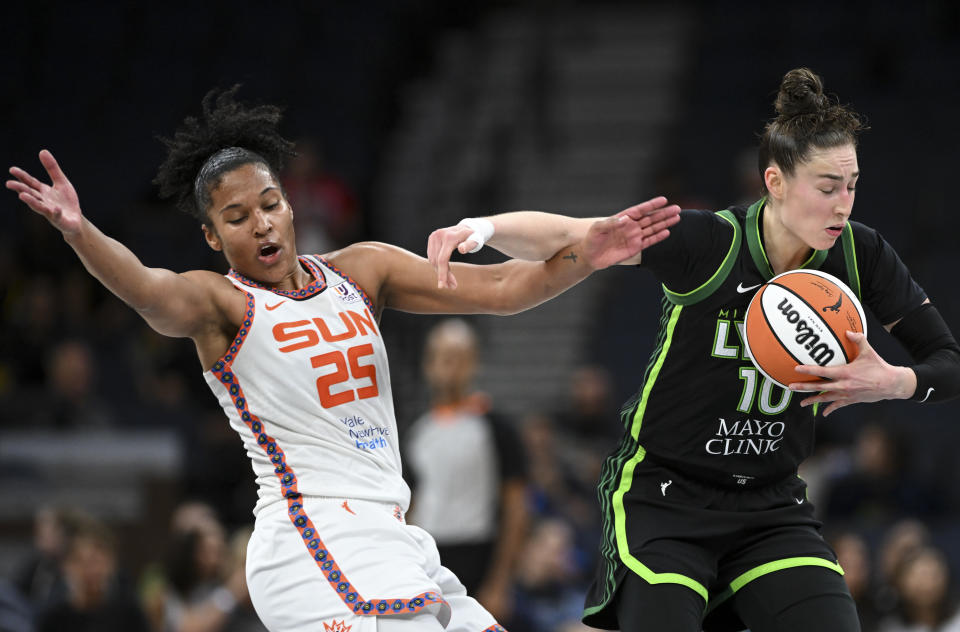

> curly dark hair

[
  {"left": 758, "top": 68, "right": 867, "bottom": 191},
  {"left": 153, "top": 85, "right": 296, "bottom": 223}
]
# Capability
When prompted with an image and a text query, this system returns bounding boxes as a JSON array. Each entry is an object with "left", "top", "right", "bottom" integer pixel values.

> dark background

[{"left": 1, "top": 1, "right": 959, "bottom": 629}]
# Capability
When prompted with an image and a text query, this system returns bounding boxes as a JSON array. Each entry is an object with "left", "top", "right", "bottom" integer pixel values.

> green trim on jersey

[
  {"left": 704, "top": 556, "right": 844, "bottom": 615},
  {"left": 629, "top": 304, "right": 684, "bottom": 439},
  {"left": 588, "top": 297, "right": 684, "bottom": 618},
  {"left": 612, "top": 444, "right": 710, "bottom": 603},
  {"left": 609, "top": 303, "right": 709, "bottom": 602},
  {"left": 841, "top": 222, "right": 862, "bottom": 300},
  {"left": 745, "top": 199, "right": 828, "bottom": 279},
  {"left": 663, "top": 210, "right": 741, "bottom": 306}
]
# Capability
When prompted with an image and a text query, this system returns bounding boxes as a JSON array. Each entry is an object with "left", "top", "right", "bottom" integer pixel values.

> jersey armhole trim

[
  {"left": 663, "top": 210, "right": 741, "bottom": 306},
  {"left": 311, "top": 255, "right": 379, "bottom": 321}
]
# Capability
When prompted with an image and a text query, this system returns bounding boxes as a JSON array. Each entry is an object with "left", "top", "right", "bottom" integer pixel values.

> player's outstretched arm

[
  {"left": 427, "top": 197, "right": 679, "bottom": 290},
  {"left": 338, "top": 203, "right": 679, "bottom": 316},
  {"left": 7, "top": 150, "right": 233, "bottom": 339}
]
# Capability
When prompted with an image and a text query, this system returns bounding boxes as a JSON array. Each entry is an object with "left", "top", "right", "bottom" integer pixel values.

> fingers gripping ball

[{"left": 743, "top": 270, "right": 867, "bottom": 388}]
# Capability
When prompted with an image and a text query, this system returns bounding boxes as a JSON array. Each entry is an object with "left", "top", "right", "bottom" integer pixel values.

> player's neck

[{"left": 762, "top": 204, "right": 813, "bottom": 274}]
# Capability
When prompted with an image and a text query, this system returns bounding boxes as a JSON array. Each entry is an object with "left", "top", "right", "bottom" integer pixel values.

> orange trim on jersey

[
  {"left": 210, "top": 303, "right": 445, "bottom": 618},
  {"left": 211, "top": 291, "right": 257, "bottom": 367},
  {"left": 228, "top": 255, "right": 328, "bottom": 299}
]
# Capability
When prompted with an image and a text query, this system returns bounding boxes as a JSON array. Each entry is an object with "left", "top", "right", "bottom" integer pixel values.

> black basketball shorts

[{"left": 582, "top": 455, "right": 843, "bottom": 630}]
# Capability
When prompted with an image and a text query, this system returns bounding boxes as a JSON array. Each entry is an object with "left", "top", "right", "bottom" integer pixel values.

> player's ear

[
  {"left": 764, "top": 167, "right": 784, "bottom": 199},
  {"left": 202, "top": 223, "right": 223, "bottom": 252},
  {"left": 764, "top": 166, "right": 784, "bottom": 201}
]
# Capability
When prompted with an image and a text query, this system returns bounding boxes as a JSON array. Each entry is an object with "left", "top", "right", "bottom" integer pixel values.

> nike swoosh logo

[
  {"left": 919, "top": 387, "right": 935, "bottom": 403},
  {"left": 795, "top": 498, "right": 805, "bottom": 504},
  {"left": 736, "top": 282, "right": 762, "bottom": 294},
  {"left": 265, "top": 301, "right": 286, "bottom": 311}
]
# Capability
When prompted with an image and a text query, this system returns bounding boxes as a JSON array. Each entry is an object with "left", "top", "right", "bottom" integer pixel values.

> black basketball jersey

[{"left": 605, "top": 199, "right": 926, "bottom": 489}]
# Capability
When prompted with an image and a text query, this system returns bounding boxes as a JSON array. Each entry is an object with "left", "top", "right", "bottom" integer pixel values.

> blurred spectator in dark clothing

[
  {"left": 832, "top": 530, "right": 883, "bottom": 631},
  {"left": 223, "top": 526, "right": 269, "bottom": 632},
  {"left": 31, "top": 339, "right": 115, "bottom": 429},
  {"left": 280, "top": 138, "right": 359, "bottom": 253},
  {"left": 521, "top": 412, "right": 600, "bottom": 574},
  {"left": 824, "top": 423, "right": 932, "bottom": 525},
  {"left": 879, "top": 521, "right": 932, "bottom": 588},
  {"left": 178, "top": 410, "right": 260, "bottom": 529},
  {"left": 405, "top": 319, "right": 529, "bottom": 622},
  {"left": 37, "top": 514, "right": 149, "bottom": 632},
  {"left": 878, "top": 545, "right": 960, "bottom": 632},
  {"left": 0, "top": 578, "right": 34, "bottom": 632},
  {"left": 1, "top": 276, "right": 58, "bottom": 414},
  {"left": 13, "top": 506, "right": 82, "bottom": 618},
  {"left": 58, "top": 268, "right": 97, "bottom": 337},
  {"left": 554, "top": 365, "right": 621, "bottom": 446},
  {"left": 551, "top": 365, "right": 621, "bottom": 513},
  {"left": 507, "top": 518, "right": 594, "bottom": 632},
  {"left": 874, "top": 519, "right": 933, "bottom": 618},
  {"left": 141, "top": 501, "right": 263, "bottom": 632}
]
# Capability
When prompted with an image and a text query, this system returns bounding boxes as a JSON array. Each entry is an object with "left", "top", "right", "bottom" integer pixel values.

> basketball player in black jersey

[{"left": 429, "top": 68, "right": 960, "bottom": 631}]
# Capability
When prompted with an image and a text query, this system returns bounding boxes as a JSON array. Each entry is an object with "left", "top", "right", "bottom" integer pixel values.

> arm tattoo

[{"left": 563, "top": 252, "right": 578, "bottom": 263}]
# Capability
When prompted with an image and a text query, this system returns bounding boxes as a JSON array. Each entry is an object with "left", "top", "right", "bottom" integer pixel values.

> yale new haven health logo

[{"left": 333, "top": 282, "right": 361, "bottom": 304}]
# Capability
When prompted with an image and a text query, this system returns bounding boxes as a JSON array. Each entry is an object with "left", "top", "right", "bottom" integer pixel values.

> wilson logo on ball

[{"left": 743, "top": 269, "right": 866, "bottom": 389}]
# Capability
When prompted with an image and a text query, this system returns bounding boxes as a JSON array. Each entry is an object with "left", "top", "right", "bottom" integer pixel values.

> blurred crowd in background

[{"left": 3, "top": 1, "right": 960, "bottom": 631}]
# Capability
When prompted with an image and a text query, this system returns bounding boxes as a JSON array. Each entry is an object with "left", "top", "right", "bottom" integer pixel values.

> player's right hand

[{"left": 7, "top": 150, "right": 84, "bottom": 237}]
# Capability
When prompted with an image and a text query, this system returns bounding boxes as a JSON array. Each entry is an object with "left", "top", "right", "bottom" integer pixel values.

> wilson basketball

[{"left": 743, "top": 269, "right": 867, "bottom": 389}]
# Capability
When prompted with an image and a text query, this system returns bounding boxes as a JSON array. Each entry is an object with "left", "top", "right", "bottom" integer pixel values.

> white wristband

[{"left": 456, "top": 217, "right": 495, "bottom": 253}]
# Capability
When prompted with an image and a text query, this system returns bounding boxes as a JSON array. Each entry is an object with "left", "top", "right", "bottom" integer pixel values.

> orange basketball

[{"left": 743, "top": 269, "right": 866, "bottom": 389}]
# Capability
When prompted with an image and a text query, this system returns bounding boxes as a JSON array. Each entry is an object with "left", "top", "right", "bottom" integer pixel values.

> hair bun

[{"left": 774, "top": 68, "right": 828, "bottom": 119}]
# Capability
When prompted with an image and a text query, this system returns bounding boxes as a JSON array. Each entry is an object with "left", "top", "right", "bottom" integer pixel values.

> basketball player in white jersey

[{"left": 6, "top": 87, "right": 680, "bottom": 632}]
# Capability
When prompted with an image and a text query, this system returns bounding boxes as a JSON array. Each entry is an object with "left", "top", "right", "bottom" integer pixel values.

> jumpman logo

[
  {"left": 660, "top": 480, "right": 673, "bottom": 496},
  {"left": 822, "top": 295, "right": 843, "bottom": 313}
]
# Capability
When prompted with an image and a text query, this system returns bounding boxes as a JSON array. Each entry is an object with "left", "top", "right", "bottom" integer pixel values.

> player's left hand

[
  {"left": 789, "top": 331, "right": 916, "bottom": 416},
  {"left": 581, "top": 201, "right": 680, "bottom": 270}
]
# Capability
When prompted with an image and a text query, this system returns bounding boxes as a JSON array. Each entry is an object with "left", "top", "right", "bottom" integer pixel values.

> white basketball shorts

[{"left": 245, "top": 496, "right": 506, "bottom": 632}]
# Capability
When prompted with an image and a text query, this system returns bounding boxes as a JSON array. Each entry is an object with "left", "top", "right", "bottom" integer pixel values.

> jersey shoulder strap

[{"left": 663, "top": 209, "right": 741, "bottom": 306}]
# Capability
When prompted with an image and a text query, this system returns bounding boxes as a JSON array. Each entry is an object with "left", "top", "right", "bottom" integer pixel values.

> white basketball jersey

[{"left": 203, "top": 255, "right": 410, "bottom": 515}]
